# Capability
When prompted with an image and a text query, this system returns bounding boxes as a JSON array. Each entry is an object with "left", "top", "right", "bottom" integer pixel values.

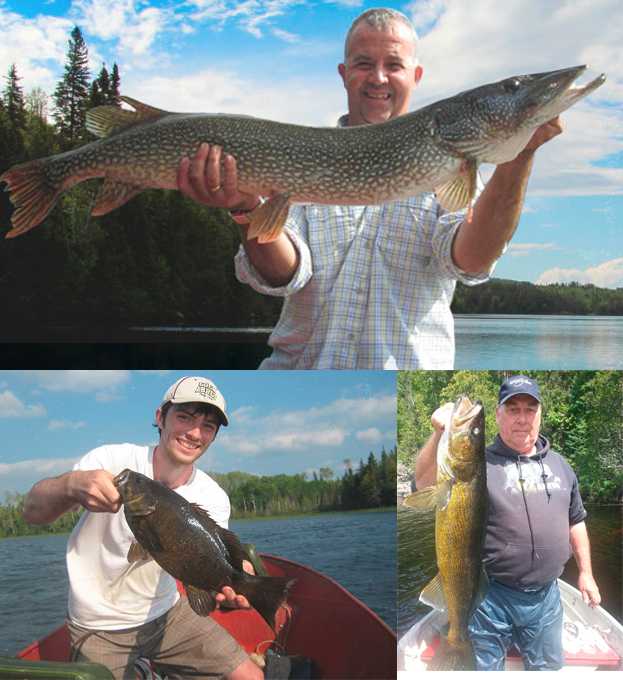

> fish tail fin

[
  {"left": 233, "top": 572, "right": 294, "bottom": 630},
  {"left": 1, "top": 159, "right": 62, "bottom": 238},
  {"left": 428, "top": 637, "right": 475, "bottom": 671}
]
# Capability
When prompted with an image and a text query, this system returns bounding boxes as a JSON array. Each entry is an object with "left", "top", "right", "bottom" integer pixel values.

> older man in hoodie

[{"left": 414, "top": 375, "right": 601, "bottom": 671}]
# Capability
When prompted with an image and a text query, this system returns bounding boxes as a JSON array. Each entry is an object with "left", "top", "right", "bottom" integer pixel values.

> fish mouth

[
  {"left": 113, "top": 469, "right": 131, "bottom": 488},
  {"left": 521, "top": 65, "right": 606, "bottom": 124},
  {"left": 452, "top": 396, "right": 483, "bottom": 428}
]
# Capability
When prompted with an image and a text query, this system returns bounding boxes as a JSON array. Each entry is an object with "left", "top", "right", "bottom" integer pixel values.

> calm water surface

[
  {"left": 455, "top": 315, "right": 623, "bottom": 369},
  {"left": 398, "top": 504, "right": 622, "bottom": 638},
  {"left": 0, "top": 510, "right": 395, "bottom": 656}
]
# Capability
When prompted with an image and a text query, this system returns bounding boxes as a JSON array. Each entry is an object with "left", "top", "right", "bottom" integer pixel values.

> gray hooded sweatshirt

[{"left": 483, "top": 434, "right": 586, "bottom": 590}]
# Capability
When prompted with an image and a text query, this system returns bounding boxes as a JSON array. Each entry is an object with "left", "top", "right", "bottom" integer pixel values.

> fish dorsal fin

[
  {"left": 120, "top": 96, "right": 168, "bottom": 118},
  {"left": 217, "top": 526, "right": 248, "bottom": 571},
  {"left": 434, "top": 159, "right": 478, "bottom": 213},
  {"left": 420, "top": 572, "right": 447, "bottom": 611},
  {"left": 189, "top": 503, "right": 219, "bottom": 528},
  {"left": 92, "top": 179, "right": 144, "bottom": 216},
  {"left": 403, "top": 479, "right": 453, "bottom": 511},
  {"left": 185, "top": 585, "right": 217, "bottom": 616},
  {"left": 246, "top": 193, "right": 291, "bottom": 244},
  {"left": 86, "top": 97, "right": 169, "bottom": 138}
]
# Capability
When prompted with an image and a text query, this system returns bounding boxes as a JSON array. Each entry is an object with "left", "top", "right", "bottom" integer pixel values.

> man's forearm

[
  {"left": 452, "top": 149, "right": 535, "bottom": 274},
  {"left": 570, "top": 521, "right": 594, "bottom": 575},
  {"left": 415, "top": 430, "right": 442, "bottom": 489},
  {"left": 239, "top": 228, "right": 299, "bottom": 287},
  {"left": 23, "top": 473, "right": 77, "bottom": 525}
]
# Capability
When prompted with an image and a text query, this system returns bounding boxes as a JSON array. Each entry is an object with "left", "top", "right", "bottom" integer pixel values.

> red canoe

[{"left": 16, "top": 554, "right": 396, "bottom": 680}]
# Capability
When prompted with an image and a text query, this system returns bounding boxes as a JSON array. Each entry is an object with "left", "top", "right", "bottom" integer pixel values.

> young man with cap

[
  {"left": 23, "top": 376, "right": 262, "bottom": 680},
  {"left": 415, "top": 374, "right": 601, "bottom": 670}
]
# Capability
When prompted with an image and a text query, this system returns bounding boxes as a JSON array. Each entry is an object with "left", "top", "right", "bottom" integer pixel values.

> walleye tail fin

[
  {"left": 1, "top": 159, "right": 62, "bottom": 238},
  {"left": 428, "top": 637, "right": 475, "bottom": 671},
  {"left": 246, "top": 193, "right": 291, "bottom": 243},
  {"left": 233, "top": 572, "right": 294, "bottom": 630}
]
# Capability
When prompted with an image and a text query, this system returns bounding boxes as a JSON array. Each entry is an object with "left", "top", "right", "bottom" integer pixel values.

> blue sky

[
  {"left": 0, "top": 0, "right": 621, "bottom": 286},
  {"left": 0, "top": 370, "right": 397, "bottom": 499}
]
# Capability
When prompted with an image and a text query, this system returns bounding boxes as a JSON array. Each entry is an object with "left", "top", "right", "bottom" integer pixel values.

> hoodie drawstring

[
  {"left": 538, "top": 456, "right": 552, "bottom": 503},
  {"left": 516, "top": 458, "right": 540, "bottom": 563}
]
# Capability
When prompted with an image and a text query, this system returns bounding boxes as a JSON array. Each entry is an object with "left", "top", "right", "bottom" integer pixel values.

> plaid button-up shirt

[{"left": 235, "top": 191, "right": 493, "bottom": 369}]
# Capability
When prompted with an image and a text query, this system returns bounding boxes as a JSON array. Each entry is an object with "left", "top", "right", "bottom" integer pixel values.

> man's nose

[{"left": 368, "top": 65, "right": 389, "bottom": 84}]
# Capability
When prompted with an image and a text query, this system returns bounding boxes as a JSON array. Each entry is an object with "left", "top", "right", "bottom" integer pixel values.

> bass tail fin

[
  {"left": 427, "top": 636, "right": 475, "bottom": 671},
  {"left": 1, "top": 159, "right": 62, "bottom": 238},
  {"left": 232, "top": 572, "right": 294, "bottom": 630}
]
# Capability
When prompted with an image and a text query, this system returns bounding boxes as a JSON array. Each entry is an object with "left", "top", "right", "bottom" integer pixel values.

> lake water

[
  {"left": 0, "top": 509, "right": 396, "bottom": 657},
  {"left": 454, "top": 315, "right": 623, "bottom": 369},
  {"left": 397, "top": 504, "right": 622, "bottom": 638}
]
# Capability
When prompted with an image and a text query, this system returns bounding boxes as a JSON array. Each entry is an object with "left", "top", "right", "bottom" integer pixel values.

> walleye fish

[
  {"left": 1, "top": 65, "right": 605, "bottom": 241},
  {"left": 403, "top": 396, "right": 487, "bottom": 671},
  {"left": 113, "top": 468, "right": 291, "bottom": 629}
]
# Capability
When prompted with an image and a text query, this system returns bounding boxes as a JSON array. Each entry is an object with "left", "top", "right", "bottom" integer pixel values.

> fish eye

[{"left": 503, "top": 78, "right": 521, "bottom": 93}]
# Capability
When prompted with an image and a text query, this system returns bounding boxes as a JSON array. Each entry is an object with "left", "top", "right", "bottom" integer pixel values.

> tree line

[
  {"left": 452, "top": 279, "right": 622, "bottom": 315},
  {"left": 0, "top": 26, "right": 281, "bottom": 331},
  {"left": 0, "top": 449, "right": 397, "bottom": 539},
  {"left": 397, "top": 371, "right": 622, "bottom": 503}
]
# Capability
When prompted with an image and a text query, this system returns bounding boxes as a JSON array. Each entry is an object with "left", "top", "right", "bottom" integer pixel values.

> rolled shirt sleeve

[{"left": 234, "top": 206, "right": 313, "bottom": 297}]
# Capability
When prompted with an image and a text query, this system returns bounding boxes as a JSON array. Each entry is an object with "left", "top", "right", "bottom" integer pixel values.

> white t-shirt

[{"left": 67, "top": 443, "right": 230, "bottom": 630}]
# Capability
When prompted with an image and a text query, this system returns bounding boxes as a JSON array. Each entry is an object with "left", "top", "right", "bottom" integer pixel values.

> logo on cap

[
  {"left": 194, "top": 381, "right": 218, "bottom": 401},
  {"left": 509, "top": 377, "right": 533, "bottom": 386}
]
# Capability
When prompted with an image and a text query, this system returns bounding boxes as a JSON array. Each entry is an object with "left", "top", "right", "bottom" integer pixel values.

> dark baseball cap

[{"left": 498, "top": 375, "right": 541, "bottom": 405}]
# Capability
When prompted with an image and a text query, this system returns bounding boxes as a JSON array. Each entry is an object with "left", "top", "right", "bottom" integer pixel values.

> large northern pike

[
  {"left": 113, "top": 468, "right": 291, "bottom": 629},
  {"left": 403, "top": 396, "right": 486, "bottom": 671},
  {"left": 1, "top": 65, "right": 605, "bottom": 240}
]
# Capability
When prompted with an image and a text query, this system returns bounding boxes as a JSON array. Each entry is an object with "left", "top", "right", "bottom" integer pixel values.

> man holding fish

[
  {"left": 414, "top": 375, "right": 601, "bottom": 670},
  {"left": 179, "top": 8, "right": 565, "bottom": 369},
  {"left": 22, "top": 376, "right": 265, "bottom": 680}
]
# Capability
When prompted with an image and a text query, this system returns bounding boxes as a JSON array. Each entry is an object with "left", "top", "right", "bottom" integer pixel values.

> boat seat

[{"left": 420, "top": 638, "right": 621, "bottom": 667}]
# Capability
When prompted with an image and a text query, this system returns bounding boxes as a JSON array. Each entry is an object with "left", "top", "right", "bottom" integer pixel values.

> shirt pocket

[{"left": 375, "top": 199, "right": 437, "bottom": 269}]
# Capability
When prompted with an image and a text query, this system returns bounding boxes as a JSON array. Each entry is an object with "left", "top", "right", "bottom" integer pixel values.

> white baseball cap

[{"left": 160, "top": 376, "right": 228, "bottom": 426}]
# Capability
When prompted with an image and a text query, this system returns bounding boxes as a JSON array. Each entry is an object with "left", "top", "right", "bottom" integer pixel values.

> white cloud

[
  {"left": 356, "top": 427, "right": 382, "bottom": 444},
  {"left": 0, "top": 391, "right": 46, "bottom": 419},
  {"left": 536, "top": 257, "right": 623, "bottom": 288},
  {"left": 48, "top": 419, "right": 87, "bottom": 431},
  {"left": 24, "top": 371, "right": 130, "bottom": 401},
  {"left": 508, "top": 243, "right": 559, "bottom": 257},
  {"left": 0, "top": 457, "right": 80, "bottom": 498},
  {"left": 217, "top": 391, "right": 395, "bottom": 458}
]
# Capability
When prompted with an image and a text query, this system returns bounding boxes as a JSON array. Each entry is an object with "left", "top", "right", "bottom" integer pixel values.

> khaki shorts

[{"left": 67, "top": 598, "right": 248, "bottom": 680}]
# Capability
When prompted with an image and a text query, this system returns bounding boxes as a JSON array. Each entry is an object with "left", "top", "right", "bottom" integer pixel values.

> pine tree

[
  {"left": 89, "top": 65, "right": 110, "bottom": 108},
  {"left": 109, "top": 63, "right": 121, "bottom": 105},
  {"left": 3, "top": 63, "right": 26, "bottom": 129},
  {"left": 53, "top": 26, "right": 91, "bottom": 145}
]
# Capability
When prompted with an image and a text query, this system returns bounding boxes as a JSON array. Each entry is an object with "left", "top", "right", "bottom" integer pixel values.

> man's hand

[
  {"left": 177, "top": 143, "right": 260, "bottom": 212},
  {"left": 578, "top": 571, "right": 601, "bottom": 608},
  {"left": 215, "top": 559, "right": 256, "bottom": 610},
  {"left": 520, "top": 116, "right": 564, "bottom": 156},
  {"left": 68, "top": 470, "right": 121, "bottom": 514},
  {"left": 431, "top": 402, "right": 454, "bottom": 433}
]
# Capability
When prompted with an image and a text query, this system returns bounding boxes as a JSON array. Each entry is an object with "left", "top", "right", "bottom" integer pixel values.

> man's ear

[
  {"left": 338, "top": 62, "right": 347, "bottom": 87},
  {"left": 414, "top": 64, "right": 423, "bottom": 86},
  {"left": 155, "top": 408, "right": 163, "bottom": 429}
]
